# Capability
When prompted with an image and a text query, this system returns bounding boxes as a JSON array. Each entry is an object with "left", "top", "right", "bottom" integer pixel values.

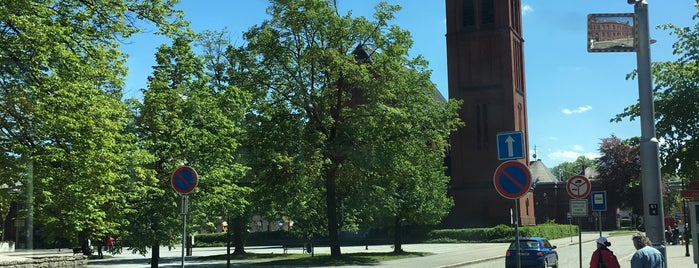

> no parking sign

[
  {"left": 171, "top": 166, "right": 198, "bottom": 195},
  {"left": 493, "top": 160, "right": 531, "bottom": 199}
]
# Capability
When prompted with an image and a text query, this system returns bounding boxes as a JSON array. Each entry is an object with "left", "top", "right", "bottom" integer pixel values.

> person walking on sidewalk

[
  {"left": 631, "top": 232, "right": 665, "bottom": 268},
  {"left": 590, "top": 236, "right": 620, "bottom": 268}
]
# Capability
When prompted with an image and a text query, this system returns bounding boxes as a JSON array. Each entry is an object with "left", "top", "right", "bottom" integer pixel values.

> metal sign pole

[
  {"left": 598, "top": 212, "right": 602, "bottom": 237},
  {"left": 514, "top": 199, "right": 521, "bottom": 268},
  {"left": 181, "top": 195, "right": 188, "bottom": 268},
  {"left": 578, "top": 217, "right": 582, "bottom": 268}
]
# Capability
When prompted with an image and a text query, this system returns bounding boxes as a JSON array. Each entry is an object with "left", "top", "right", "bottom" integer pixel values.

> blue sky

[{"left": 121, "top": 1, "right": 697, "bottom": 168}]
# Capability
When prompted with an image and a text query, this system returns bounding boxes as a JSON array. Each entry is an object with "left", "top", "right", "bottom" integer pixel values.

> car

[{"left": 505, "top": 237, "right": 558, "bottom": 268}]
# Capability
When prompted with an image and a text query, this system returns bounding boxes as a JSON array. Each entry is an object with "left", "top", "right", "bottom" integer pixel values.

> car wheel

[
  {"left": 551, "top": 257, "right": 558, "bottom": 268},
  {"left": 542, "top": 260, "right": 548, "bottom": 268}
]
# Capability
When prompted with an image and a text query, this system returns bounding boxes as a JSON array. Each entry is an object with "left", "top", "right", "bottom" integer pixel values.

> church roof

[{"left": 530, "top": 159, "right": 559, "bottom": 184}]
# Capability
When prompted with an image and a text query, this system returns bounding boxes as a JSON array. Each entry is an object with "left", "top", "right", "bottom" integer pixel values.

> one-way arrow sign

[{"left": 497, "top": 131, "right": 524, "bottom": 160}]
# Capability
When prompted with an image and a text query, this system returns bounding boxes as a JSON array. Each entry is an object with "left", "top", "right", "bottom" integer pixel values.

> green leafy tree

[
  {"left": 190, "top": 29, "right": 252, "bottom": 255},
  {"left": 127, "top": 30, "right": 252, "bottom": 264},
  {"left": 551, "top": 156, "right": 596, "bottom": 181},
  {"left": 236, "top": 0, "right": 461, "bottom": 257},
  {"left": 349, "top": 80, "right": 458, "bottom": 252},
  {"left": 127, "top": 35, "right": 203, "bottom": 267},
  {"left": 0, "top": 0, "right": 181, "bottom": 249},
  {"left": 613, "top": 4, "right": 699, "bottom": 180}
]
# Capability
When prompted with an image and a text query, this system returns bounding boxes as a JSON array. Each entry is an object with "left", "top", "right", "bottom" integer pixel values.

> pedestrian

[
  {"left": 631, "top": 232, "right": 665, "bottom": 268},
  {"left": 672, "top": 225, "right": 680, "bottom": 245},
  {"left": 106, "top": 236, "right": 115, "bottom": 251},
  {"left": 590, "top": 236, "right": 620, "bottom": 268}
]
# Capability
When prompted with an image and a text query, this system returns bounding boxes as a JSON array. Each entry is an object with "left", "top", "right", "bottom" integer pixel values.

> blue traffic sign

[
  {"left": 493, "top": 160, "right": 531, "bottom": 199},
  {"left": 496, "top": 131, "right": 525, "bottom": 160},
  {"left": 171, "top": 166, "right": 198, "bottom": 195},
  {"left": 591, "top": 191, "right": 607, "bottom": 211}
]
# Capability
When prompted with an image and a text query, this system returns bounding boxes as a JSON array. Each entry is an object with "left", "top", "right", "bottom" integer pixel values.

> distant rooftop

[{"left": 530, "top": 159, "right": 558, "bottom": 184}]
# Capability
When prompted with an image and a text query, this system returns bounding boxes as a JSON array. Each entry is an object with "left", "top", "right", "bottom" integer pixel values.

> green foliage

[
  {"left": 487, "top": 224, "right": 515, "bottom": 240},
  {"left": 0, "top": 0, "right": 464, "bottom": 256},
  {"left": 426, "top": 224, "right": 578, "bottom": 243},
  {"left": 427, "top": 228, "right": 489, "bottom": 242},
  {"left": 551, "top": 156, "right": 595, "bottom": 181},
  {"left": 613, "top": 5, "right": 699, "bottom": 180},
  {"left": 195, "top": 224, "right": 580, "bottom": 247},
  {"left": 122, "top": 35, "right": 201, "bottom": 256},
  {"left": 235, "top": 0, "right": 462, "bottom": 256},
  {"left": 0, "top": 0, "right": 182, "bottom": 248},
  {"left": 519, "top": 223, "right": 572, "bottom": 239},
  {"left": 125, "top": 31, "right": 250, "bottom": 259}
]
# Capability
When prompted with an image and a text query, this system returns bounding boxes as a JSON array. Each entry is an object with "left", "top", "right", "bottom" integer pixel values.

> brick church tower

[{"left": 443, "top": 0, "right": 535, "bottom": 227}]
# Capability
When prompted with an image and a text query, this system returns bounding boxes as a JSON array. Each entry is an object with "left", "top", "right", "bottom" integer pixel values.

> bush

[
  {"left": 193, "top": 223, "right": 580, "bottom": 247},
  {"left": 427, "top": 227, "right": 492, "bottom": 242},
  {"left": 425, "top": 223, "right": 578, "bottom": 243}
]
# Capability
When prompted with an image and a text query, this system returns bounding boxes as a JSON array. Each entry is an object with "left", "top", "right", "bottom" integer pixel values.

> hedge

[{"left": 192, "top": 223, "right": 579, "bottom": 247}]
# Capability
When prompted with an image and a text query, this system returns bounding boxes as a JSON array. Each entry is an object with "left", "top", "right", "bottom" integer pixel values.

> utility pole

[{"left": 631, "top": 0, "right": 667, "bottom": 263}]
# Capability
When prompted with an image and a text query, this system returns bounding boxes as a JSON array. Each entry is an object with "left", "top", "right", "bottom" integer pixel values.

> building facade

[{"left": 443, "top": 0, "right": 534, "bottom": 227}]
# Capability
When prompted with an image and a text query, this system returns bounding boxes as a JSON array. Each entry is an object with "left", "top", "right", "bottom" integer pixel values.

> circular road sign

[
  {"left": 171, "top": 166, "right": 198, "bottom": 195},
  {"left": 566, "top": 175, "right": 591, "bottom": 199},
  {"left": 493, "top": 160, "right": 532, "bottom": 199}
]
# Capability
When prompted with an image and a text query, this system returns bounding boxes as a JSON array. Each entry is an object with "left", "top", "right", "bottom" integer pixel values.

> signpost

[
  {"left": 171, "top": 166, "right": 198, "bottom": 195},
  {"left": 171, "top": 166, "right": 198, "bottom": 268},
  {"left": 567, "top": 212, "right": 574, "bottom": 242},
  {"left": 566, "top": 175, "right": 591, "bottom": 199},
  {"left": 566, "top": 175, "right": 590, "bottom": 268},
  {"left": 493, "top": 160, "right": 530, "bottom": 268},
  {"left": 591, "top": 191, "right": 607, "bottom": 211},
  {"left": 591, "top": 191, "right": 607, "bottom": 237},
  {"left": 496, "top": 131, "right": 525, "bottom": 160},
  {"left": 570, "top": 199, "right": 588, "bottom": 217},
  {"left": 493, "top": 160, "right": 531, "bottom": 199}
]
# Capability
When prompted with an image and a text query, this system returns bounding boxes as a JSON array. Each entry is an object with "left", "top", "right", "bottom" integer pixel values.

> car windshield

[{"left": 509, "top": 240, "right": 539, "bottom": 249}]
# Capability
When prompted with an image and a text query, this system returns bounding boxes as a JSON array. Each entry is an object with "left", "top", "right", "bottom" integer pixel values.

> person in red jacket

[{"left": 590, "top": 236, "right": 621, "bottom": 268}]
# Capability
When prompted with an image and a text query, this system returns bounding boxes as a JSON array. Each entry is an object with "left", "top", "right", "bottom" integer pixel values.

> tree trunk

[
  {"left": 326, "top": 163, "right": 341, "bottom": 258},
  {"left": 324, "top": 75, "right": 348, "bottom": 258},
  {"left": 233, "top": 216, "right": 246, "bottom": 254},
  {"left": 150, "top": 242, "right": 159, "bottom": 268},
  {"left": 393, "top": 218, "right": 403, "bottom": 253}
]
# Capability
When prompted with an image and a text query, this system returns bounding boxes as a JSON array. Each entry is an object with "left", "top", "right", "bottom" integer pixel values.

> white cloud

[
  {"left": 548, "top": 150, "right": 600, "bottom": 164},
  {"left": 572, "top": 145, "right": 584, "bottom": 151},
  {"left": 562, "top": 105, "right": 592, "bottom": 115},
  {"left": 522, "top": 4, "right": 534, "bottom": 16}
]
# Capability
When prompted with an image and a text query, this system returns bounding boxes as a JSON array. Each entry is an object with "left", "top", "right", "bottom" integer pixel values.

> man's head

[{"left": 632, "top": 232, "right": 652, "bottom": 250}]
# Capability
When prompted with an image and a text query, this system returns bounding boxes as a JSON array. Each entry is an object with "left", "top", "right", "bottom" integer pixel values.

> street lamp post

[
  {"left": 682, "top": 198, "right": 689, "bottom": 257},
  {"left": 631, "top": 0, "right": 667, "bottom": 262}
]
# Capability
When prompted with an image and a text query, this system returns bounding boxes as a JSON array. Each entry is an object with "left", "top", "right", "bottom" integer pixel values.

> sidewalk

[{"left": 655, "top": 242, "right": 695, "bottom": 268}]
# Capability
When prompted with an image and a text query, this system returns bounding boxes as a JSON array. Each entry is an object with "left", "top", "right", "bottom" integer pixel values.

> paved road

[
  {"left": 3, "top": 232, "right": 695, "bottom": 267},
  {"left": 463, "top": 233, "right": 695, "bottom": 268}
]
